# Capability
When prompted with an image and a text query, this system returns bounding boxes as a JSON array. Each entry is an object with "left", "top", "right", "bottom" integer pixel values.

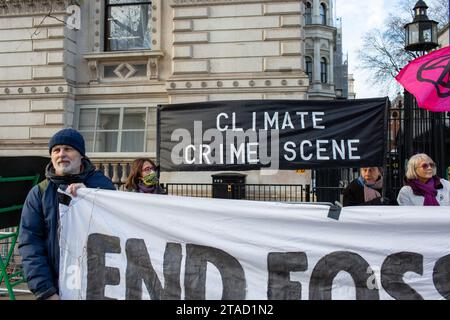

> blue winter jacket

[{"left": 18, "top": 170, "right": 115, "bottom": 300}]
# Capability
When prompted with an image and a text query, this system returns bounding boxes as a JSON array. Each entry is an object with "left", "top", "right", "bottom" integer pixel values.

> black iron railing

[
  {"left": 385, "top": 94, "right": 450, "bottom": 198},
  {"left": 165, "top": 183, "right": 347, "bottom": 204},
  {"left": 166, "top": 183, "right": 308, "bottom": 202}
]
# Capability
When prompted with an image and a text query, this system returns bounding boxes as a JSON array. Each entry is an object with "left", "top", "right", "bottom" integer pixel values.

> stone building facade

[
  {"left": 0, "top": 0, "right": 343, "bottom": 185},
  {"left": 437, "top": 23, "right": 448, "bottom": 48}
]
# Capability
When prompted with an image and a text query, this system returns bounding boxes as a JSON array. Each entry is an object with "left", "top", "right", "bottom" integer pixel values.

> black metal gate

[
  {"left": 312, "top": 168, "right": 359, "bottom": 204},
  {"left": 385, "top": 91, "right": 450, "bottom": 198}
]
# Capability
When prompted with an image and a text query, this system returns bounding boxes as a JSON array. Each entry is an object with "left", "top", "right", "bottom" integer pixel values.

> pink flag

[{"left": 395, "top": 45, "right": 450, "bottom": 112}]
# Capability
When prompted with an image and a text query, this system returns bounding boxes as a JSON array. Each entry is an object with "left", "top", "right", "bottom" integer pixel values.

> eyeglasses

[{"left": 416, "top": 162, "right": 436, "bottom": 170}]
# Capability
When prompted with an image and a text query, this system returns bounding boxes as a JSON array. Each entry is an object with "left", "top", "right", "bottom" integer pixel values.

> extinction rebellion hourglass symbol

[{"left": 417, "top": 52, "right": 450, "bottom": 98}]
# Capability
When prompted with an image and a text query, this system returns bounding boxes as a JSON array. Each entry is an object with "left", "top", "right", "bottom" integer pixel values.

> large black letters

[
  {"left": 433, "top": 254, "right": 450, "bottom": 300},
  {"left": 267, "top": 252, "right": 308, "bottom": 300},
  {"left": 381, "top": 252, "right": 424, "bottom": 300},
  {"left": 126, "top": 239, "right": 182, "bottom": 300},
  {"left": 309, "top": 251, "right": 379, "bottom": 300},
  {"left": 85, "top": 233, "right": 449, "bottom": 300},
  {"left": 86, "top": 233, "right": 121, "bottom": 300},
  {"left": 184, "top": 244, "right": 246, "bottom": 300}
]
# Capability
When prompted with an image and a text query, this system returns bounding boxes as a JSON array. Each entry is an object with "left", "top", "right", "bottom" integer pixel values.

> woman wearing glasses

[
  {"left": 124, "top": 158, "right": 165, "bottom": 194},
  {"left": 397, "top": 153, "right": 450, "bottom": 206}
]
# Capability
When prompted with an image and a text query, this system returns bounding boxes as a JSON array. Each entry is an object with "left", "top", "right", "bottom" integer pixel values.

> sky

[{"left": 335, "top": 0, "right": 396, "bottom": 98}]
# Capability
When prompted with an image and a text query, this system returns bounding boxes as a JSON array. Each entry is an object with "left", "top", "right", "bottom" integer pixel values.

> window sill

[
  {"left": 87, "top": 152, "right": 157, "bottom": 160},
  {"left": 84, "top": 50, "right": 163, "bottom": 61},
  {"left": 83, "top": 50, "right": 164, "bottom": 83}
]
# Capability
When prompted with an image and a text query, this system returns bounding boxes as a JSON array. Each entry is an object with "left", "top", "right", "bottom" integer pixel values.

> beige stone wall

[
  {"left": 167, "top": 0, "right": 309, "bottom": 103},
  {"left": 0, "top": 0, "right": 337, "bottom": 185},
  {"left": 0, "top": 0, "right": 75, "bottom": 156},
  {"left": 438, "top": 24, "right": 449, "bottom": 48}
]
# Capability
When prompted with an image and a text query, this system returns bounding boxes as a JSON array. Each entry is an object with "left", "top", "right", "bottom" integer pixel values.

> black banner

[{"left": 158, "top": 98, "right": 388, "bottom": 171}]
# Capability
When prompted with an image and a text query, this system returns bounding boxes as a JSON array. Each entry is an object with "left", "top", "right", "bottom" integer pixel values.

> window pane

[
  {"left": 104, "top": 65, "right": 119, "bottom": 78},
  {"left": 146, "top": 136, "right": 156, "bottom": 153},
  {"left": 422, "top": 28, "right": 432, "bottom": 42},
  {"left": 78, "top": 109, "right": 96, "bottom": 131},
  {"left": 321, "top": 58, "right": 327, "bottom": 83},
  {"left": 123, "top": 108, "right": 146, "bottom": 129},
  {"left": 121, "top": 131, "right": 145, "bottom": 152},
  {"left": 108, "top": 0, "right": 151, "bottom": 4},
  {"left": 320, "top": 4, "right": 326, "bottom": 25},
  {"left": 133, "top": 64, "right": 147, "bottom": 77},
  {"left": 107, "top": 4, "right": 152, "bottom": 51},
  {"left": 306, "top": 58, "right": 312, "bottom": 81},
  {"left": 305, "top": 3, "right": 312, "bottom": 25},
  {"left": 80, "top": 131, "right": 94, "bottom": 153},
  {"left": 95, "top": 132, "right": 118, "bottom": 152},
  {"left": 98, "top": 108, "right": 120, "bottom": 130},
  {"left": 409, "top": 24, "right": 419, "bottom": 44}
]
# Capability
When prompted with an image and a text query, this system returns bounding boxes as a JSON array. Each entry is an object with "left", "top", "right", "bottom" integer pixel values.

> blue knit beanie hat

[{"left": 48, "top": 128, "right": 86, "bottom": 156}]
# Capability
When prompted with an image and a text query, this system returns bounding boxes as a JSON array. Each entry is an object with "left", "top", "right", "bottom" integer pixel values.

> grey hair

[{"left": 405, "top": 153, "right": 436, "bottom": 180}]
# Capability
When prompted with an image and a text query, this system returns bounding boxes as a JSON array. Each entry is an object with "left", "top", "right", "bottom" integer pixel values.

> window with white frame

[
  {"left": 105, "top": 0, "right": 152, "bottom": 51},
  {"left": 77, "top": 106, "right": 154, "bottom": 153}
]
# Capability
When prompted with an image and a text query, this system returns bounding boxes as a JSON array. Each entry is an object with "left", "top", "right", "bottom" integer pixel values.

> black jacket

[{"left": 342, "top": 179, "right": 385, "bottom": 207}]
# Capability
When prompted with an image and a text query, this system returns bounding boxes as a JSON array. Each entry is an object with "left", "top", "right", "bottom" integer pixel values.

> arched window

[
  {"left": 305, "top": 57, "right": 313, "bottom": 82},
  {"left": 320, "top": 3, "right": 327, "bottom": 25},
  {"left": 305, "top": 2, "right": 312, "bottom": 25},
  {"left": 320, "top": 57, "right": 327, "bottom": 83}
]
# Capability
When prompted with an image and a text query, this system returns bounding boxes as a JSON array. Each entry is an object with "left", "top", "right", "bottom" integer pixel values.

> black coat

[{"left": 342, "top": 179, "right": 384, "bottom": 207}]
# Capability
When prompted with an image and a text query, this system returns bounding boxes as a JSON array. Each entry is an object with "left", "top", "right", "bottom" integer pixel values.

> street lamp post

[
  {"left": 402, "top": 0, "right": 445, "bottom": 178},
  {"left": 404, "top": 0, "right": 439, "bottom": 52}
]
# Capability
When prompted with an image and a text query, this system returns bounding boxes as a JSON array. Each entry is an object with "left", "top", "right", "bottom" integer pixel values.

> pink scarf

[{"left": 359, "top": 176, "right": 383, "bottom": 202}]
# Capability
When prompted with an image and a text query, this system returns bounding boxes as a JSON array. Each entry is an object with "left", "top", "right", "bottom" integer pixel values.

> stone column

[
  {"left": 329, "top": 42, "right": 334, "bottom": 84},
  {"left": 312, "top": 0, "right": 320, "bottom": 24},
  {"left": 328, "top": 0, "right": 334, "bottom": 26},
  {"left": 313, "top": 38, "right": 321, "bottom": 84}
]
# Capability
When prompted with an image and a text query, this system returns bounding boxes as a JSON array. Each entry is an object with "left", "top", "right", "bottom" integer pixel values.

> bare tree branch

[{"left": 357, "top": 0, "right": 448, "bottom": 97}]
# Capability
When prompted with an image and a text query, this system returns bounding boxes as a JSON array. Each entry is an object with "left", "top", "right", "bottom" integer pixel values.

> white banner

[{"left": 59, "top": 189, "right": 450, "bottom": 300}]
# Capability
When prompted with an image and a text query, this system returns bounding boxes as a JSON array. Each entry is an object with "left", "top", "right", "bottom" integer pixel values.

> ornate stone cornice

[
  {"left": 170, "top": 0, "right": 282, "bottom": 7},
  {"left": 0, "top": 0, "right": 78, "bottom": 15}
]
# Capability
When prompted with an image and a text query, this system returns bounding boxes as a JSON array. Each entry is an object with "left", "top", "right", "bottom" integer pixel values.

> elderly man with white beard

[{"left": 18, "top": 128, "right": 116, "bottom": 300}]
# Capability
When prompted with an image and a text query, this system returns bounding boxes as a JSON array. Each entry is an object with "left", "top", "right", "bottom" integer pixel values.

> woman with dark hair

[
  {"left": 397, "top": 153, "right": 450, "bottom": 206},
  {"left": 124, "top": 158, "right": 165, "bottom": 194}
]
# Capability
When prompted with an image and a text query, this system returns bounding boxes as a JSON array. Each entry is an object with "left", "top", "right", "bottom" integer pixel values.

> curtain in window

[
  {"left": 121, "top": 108, "right": 146, "bottom": 152},
  {"left": 97, "top": 109, "right": 120, "bottom": 152}
]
